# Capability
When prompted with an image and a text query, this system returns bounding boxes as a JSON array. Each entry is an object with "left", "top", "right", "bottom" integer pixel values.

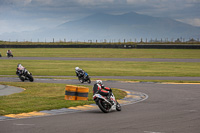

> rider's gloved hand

[
  {"left": 108, "top": 91, "right": 112, "bottom": 96},
  {"left": 101, "top": 84, "right": 105, "bottom": 89}
]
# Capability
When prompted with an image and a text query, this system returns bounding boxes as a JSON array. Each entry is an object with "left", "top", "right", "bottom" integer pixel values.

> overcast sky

[{"left": 0, "top": 0, "right": 200, "bottom": 35}]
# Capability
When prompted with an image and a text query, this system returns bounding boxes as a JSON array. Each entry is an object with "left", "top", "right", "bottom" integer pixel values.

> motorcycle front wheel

[
  {"left": 27, "top": 74, "right": 34, "bottom": 82},
  {"left": 98, "top": 100, "right": 111, "bottom": 113},
  {"left": 116, "top": 101, "right": 121, "bottom": 111}
]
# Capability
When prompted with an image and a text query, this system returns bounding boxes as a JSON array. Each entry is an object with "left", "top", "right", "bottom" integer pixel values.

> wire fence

[{"left": 1, "top": 37, "right": 200, "bottom": 44}]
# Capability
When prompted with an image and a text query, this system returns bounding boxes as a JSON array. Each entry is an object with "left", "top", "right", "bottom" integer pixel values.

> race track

[
  {"left": 0, "top": 57, "right": 200, "bottom": 133},
  {"left": 1, "top": 56, "right": 200, "bottom": 62}
]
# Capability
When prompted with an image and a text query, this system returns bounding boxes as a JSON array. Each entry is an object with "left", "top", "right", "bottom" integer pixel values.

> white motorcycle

[{"left": 93, "top": 90, "right": 121, "bottom": 113}]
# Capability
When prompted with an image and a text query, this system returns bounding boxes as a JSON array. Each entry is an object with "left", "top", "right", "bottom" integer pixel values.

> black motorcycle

[
  {"left": 77, "top": 72, "right": 91, "bottom": 84},
  {"left": 17, "top": 69, "right": 34, "bottom": 82},
  {"left": 7, "top": 53, "right": 13, "bottom": 58}
]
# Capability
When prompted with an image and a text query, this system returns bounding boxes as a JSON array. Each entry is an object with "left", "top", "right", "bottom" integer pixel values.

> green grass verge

[
  {"left": 1, "top": 60, "right": 200, "bottom": 77},
  {"left": 0, "top": 82, "right": 127, "bottom": 115},
  {"left": 0, "top": 48, "right": 200, "bottom": 59}
]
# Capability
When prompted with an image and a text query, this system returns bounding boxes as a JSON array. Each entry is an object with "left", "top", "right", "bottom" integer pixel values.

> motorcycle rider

[
  {"left": 7, "top": 49, "right": 12, "bottom": 56},
  {"left": 75, "top": 67, "right": 86, "bottom": 78},
  {"left": 16, "top": 63, "right": 25, "bottom": 76},
  {"left": 93, "top": 80, "right": 112, "bottom": 98}
]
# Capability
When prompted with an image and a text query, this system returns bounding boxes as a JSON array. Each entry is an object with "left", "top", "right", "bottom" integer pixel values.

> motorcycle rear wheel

[
  {"left": 87, "top": 78, "right": 91, "bottom": 84},
  {"left": 19, "top": 76, "right": 25, "bottom": 82},
  {"left": 98, "top": 100, "right": 111, "bottom": 113}
]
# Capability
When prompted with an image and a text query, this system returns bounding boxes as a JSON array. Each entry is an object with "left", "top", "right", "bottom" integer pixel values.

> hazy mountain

[{"left": 1, "top": 12, "right": 200, "bottom": 42}]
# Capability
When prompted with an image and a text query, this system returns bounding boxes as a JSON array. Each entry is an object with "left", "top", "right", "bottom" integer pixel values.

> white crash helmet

[
  {"left": 17, "top": 63, "right": 22, "bottom": 67},
  {"left": 75, "top": 67, "right": 79, "bottom": 71},
  {"left": 96, "top": 80, "right": 102, "bottom": 85}
]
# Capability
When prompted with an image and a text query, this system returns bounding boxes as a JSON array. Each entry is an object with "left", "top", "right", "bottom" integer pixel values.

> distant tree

[{"left": 175, "top": 38, "right": 181, "bottom": 42}]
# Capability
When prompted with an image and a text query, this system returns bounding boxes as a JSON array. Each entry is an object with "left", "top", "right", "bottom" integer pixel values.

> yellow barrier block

[
  {"left": 65, "top": 85, "right": 89, "bottom": 101},
  {"left": 76, "top": 86, "right": 89, "bottom": 100},
  {"left": 65, "top": 85, "right": 77, "bottom": 100},
  {"left": 77, "top": 86, "right": 89, "bottom": 93}
]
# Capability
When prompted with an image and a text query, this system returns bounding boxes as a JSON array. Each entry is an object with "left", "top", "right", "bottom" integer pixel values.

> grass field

[
  {"left": 0, "top": 48, "right": 199, "bottom": 77},
  {"left": 1, "top": 59, "right": 200, "bottom": 77},
  {"left": 0, "top": 48, "right": 200, "bottom": 58}
]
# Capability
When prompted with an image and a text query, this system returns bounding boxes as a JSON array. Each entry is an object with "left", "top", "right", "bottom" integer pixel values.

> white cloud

[
  {"left": 76, "top": 0, "right": 114, "bottom": 6},
  {"left": 1, "top": 0, "right": 114, "bottom": 7},
  {"left": 126, "top": 0, "right": 148, "bottom": 4},
  {"left": 0, "top": 0, "right": 32, "bottom": 6},
  {"left": 192, "top": 18, "right": 200, "bottom": 26},
  {"left": 34, "top": 0, "right": 54, "bottom": 5},
  {"left": 0, "top": 20, "right": 39, "bottom": 34},
  {"left": 126, "top": 0, "right": 199, "bottom": 9},
  {"left": 178, "top": 18, "right": 200, "bottom": 27},
  {"left": 126, "top": 0, "right": 168, "bottom": 4}
]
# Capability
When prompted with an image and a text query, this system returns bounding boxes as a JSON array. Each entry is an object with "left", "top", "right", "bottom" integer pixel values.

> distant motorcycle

[
  {"left": 77, "top": 72, "right": 91, "bottom": 84},
  {"left": 16, "top": 68, "right": 34, "bottom": 82},
  {"left": 93, "top": 90, "right": 121, "bottom": 113},
  {"left": 7, "top": 53, "right": 13, "bottom": 58}
]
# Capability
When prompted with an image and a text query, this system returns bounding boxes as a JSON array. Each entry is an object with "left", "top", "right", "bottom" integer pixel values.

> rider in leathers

[
  {"left": 75, "top": 67, "right": 87, "bottom": 78},
  {"left": 93, "top": 80, "right": 112, "bottom": 98},
  {"left": 75, "top": 67, "right": 85, "bottom": 77},
  {"left": 16, "top": 64, "right": 25, "bottom": 76}
]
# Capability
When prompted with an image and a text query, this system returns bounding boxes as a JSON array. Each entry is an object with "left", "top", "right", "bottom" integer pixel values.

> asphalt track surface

[
  {"left": 1, "top": 56, "right": 200, "bottom": 62},
  {"left": 0, "top": 85, "right": 23, "bottom": 96},
  {"left": 0, "top": 57, "right": 200, "bottom": 133}
]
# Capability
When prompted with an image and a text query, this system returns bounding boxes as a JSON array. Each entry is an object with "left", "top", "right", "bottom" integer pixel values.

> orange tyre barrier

[{"left": 65, "top": 85, "right": 89, "bottom": 100}]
